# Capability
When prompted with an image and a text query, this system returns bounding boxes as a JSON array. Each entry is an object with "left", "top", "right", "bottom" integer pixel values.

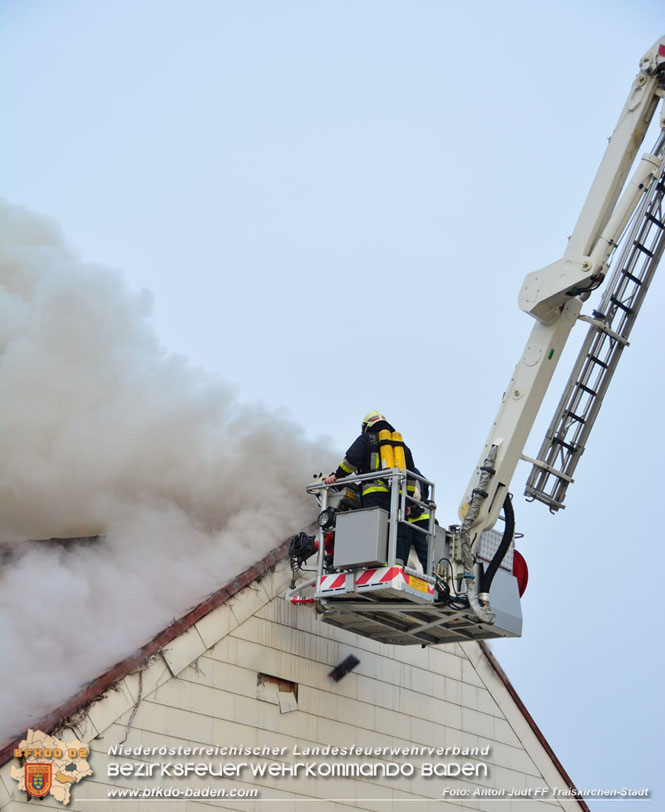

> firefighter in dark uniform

[
  {"left": 405, "top": 468, "right": 433, "bottom": 573},
  {"left": 324, "top": 411, "right": 422, "bottom": 567}
]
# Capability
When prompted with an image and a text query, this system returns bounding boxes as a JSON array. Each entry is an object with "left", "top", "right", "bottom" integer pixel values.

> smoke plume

[{"left": 0, "top": 201, "right": 332, "bottom": 742}]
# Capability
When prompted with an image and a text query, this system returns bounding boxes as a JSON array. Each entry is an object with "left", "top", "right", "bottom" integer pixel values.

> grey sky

[{"left": 2, "top": 0, "right": 663, "bottom": 805}]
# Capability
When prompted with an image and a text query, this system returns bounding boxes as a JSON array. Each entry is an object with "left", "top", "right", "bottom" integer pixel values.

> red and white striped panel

[
  {"left": 318, "top": 566, "right": 435, "bottom": 599},
  {"left": 357, "top": 566, "right": 435, "bottom": 598},
  {"left": 318, "top": 573, "right": 350, "bottom": 592},
  {"left": 355, "top": 566, "right": 406, "bottom": 588}
]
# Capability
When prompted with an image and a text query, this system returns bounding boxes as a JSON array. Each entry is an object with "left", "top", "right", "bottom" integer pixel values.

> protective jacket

[{"left": 333, "top": 420, "right": 416, "bottom": 500}]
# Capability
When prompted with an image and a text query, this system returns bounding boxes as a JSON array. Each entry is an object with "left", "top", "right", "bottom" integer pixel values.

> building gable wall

[{"left": 0, "top": 561, "right": 584, "bottom": 812}]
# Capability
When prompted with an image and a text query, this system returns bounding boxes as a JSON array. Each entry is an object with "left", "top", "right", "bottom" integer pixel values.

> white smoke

[{"left": 0, "top": 201, "right": 333, "bottom": 742}]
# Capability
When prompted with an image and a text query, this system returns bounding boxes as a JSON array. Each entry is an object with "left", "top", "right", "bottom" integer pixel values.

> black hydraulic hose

[
  {"left": 480, "top": 494, "right": 515, "bottom": 595},
  {"left": 288, "top": 532, "right": 317, "bottom": 569}
]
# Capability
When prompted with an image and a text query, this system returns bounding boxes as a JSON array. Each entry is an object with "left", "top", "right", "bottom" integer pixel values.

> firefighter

[
  {"left": 324, "top": 411, "right": 419, "bottom": 565},
  {"left": 404, "top": 468, "right": 433, "bottom": 573}
]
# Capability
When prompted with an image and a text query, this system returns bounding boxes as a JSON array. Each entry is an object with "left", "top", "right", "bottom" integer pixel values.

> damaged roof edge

[
  {"left": 0, "top": 534, "right": 588, "bottom": 811},
  {"left": 0, "top": 537, "right": 292, "bottom": 767}
]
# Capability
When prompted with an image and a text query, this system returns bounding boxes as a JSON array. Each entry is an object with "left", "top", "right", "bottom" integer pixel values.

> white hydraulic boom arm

[{"left": 460, "top": 36, "right": 665, "bottom": 555}]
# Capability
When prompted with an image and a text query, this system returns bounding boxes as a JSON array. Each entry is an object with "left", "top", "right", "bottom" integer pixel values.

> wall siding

[{"left": 0, "top": 561, "right": 583, "bottom": 812}]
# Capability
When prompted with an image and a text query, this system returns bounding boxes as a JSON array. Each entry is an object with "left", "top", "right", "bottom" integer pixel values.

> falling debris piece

[{"left": 329, "top": 654, "right": 360, "bottom": 682}]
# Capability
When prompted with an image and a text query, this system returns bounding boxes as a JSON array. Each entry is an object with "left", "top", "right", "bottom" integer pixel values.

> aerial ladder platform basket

[{"left": 286, "top": 470, "right": 523, "bottom": 646}]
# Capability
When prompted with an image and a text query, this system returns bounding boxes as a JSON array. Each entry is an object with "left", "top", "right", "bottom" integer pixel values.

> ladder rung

[
  {"left": 577, "top": 383, "right": 598, "bottom": 396},
  {"left": 621, "top": 269, "right": 643, "bottom": 285},
  {"left": 587, "top": 354, "right": 609, "bottom": 369},
  {"left": 564, "top": 410, "right": 586, "bottom": 424},
  {"left": 634, "top": 241, "right": 654, "bottom": 258},
  {"left": 610, "top": 296, "right": 634, "bottom": 314},
  {"left": 552, "top": 437, "right": 578, "bottom": 453},
  {"left": 645, "top": 212, "right": 665, "bottom": 230},
  {"left": 524, "top": 485, "right": 567, "bottom": 511}
]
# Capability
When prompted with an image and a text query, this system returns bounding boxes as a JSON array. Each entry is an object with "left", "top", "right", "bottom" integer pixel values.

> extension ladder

[{"left": 524, "top": 135, "right": 665, "bottom": 511}]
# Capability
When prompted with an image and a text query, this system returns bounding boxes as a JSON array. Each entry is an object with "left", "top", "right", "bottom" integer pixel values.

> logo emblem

[
  {"left": 25, "top": 763, "right": 52, "bottom": 797},
  {"left": 12, "top": 729, "right": 93, "bottom": 806}
]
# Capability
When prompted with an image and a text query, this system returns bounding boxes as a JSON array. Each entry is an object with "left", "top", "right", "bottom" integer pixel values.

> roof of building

[{"left": 0, "top": 538, "right": 589, "bottom": 811}]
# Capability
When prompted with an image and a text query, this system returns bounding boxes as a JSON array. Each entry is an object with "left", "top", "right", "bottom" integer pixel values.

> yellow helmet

[{"left": 361, "top": 410, "right": 386, "bottom": 432}]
